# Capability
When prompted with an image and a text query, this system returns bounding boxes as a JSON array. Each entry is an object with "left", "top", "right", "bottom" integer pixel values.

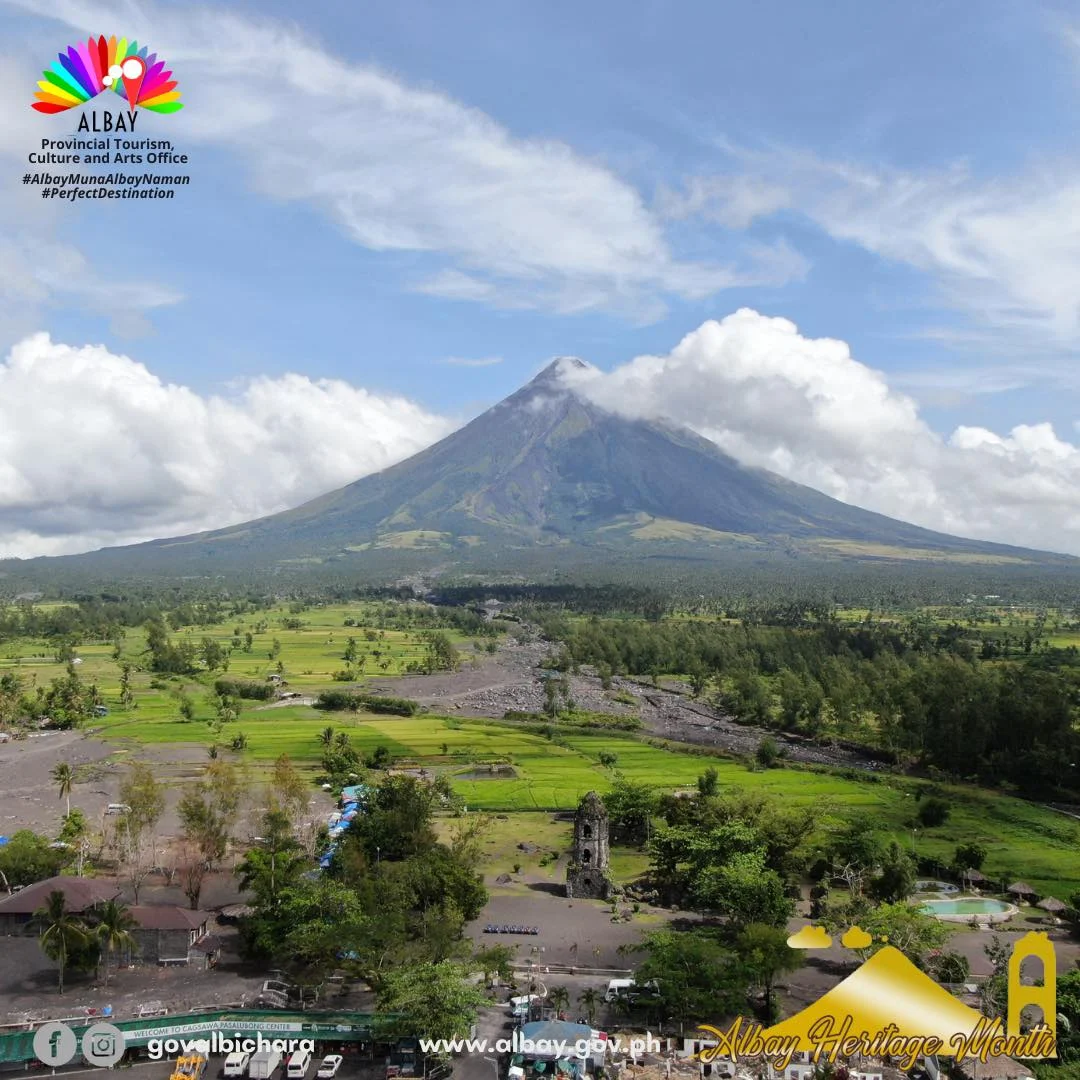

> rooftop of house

[
  {"left": 0, "top": 875, "right": 121, "bottom": 915},
  {"left": 958, "top": 1055, "right": 1035, "bottom": 1080},
  {"left": 128, "top": 905, "right": 211, "bottom": 932}
]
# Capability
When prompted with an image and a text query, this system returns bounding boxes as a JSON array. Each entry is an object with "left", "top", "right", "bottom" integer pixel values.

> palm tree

[
  {"left": 51, "top": 762, "right": 74, "bottom": 818},
  {"left": 34, "top": 890, "right": 89, "bottom": 995},
  {"left": 94, "top": 900, "right": 138, "bottom": 986},
  {"left": 578, "top": 987, "right": 599, "bottom": 1025},
  {"left": 548, "top": 986, "right": 570, "bottom": 1017},
  {"left": 320, "top": 726, "right": 335, "bottom": 747}
]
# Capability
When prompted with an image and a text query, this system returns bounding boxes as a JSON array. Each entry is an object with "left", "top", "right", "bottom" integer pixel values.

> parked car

[
  {"left": 224, "top": 1053, "right": 252, "bottom": 1078},
  {"left": 316, "top": 1056, "right": 343, "bottom": 1079},
  {"left": 286, "top": 1050, "right": 312, "bottom": 1079}
]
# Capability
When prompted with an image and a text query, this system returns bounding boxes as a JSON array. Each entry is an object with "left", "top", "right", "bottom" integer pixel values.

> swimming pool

[{"left": 920, "top": 898, "right": 1016, "bottom": 922}]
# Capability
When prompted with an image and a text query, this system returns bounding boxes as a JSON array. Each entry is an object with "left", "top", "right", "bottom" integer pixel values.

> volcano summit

[{"left": 8, "top": 359, "right": 1073, "bottom": 581}]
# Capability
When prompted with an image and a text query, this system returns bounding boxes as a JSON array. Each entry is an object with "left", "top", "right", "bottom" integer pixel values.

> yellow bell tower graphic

[{"left": 1008, "top": 931, "right": 1056, "bottom": 1041}]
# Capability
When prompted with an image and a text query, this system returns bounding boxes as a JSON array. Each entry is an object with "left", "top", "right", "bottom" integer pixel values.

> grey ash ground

[{"left": 369, "top": 632, "right": 880, "bottom": 772}]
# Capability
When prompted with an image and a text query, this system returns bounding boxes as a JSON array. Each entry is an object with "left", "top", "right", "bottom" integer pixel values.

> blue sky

[{"left": 2, "top": 0, "right": 1080, "bottom": 555}]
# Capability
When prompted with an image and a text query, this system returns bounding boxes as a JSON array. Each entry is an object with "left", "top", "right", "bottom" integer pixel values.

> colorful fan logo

[{"left": 32, "top": 35, "right": 182, "bottom": 115}]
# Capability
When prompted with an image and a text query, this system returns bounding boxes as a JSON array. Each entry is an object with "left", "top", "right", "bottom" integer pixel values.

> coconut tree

[
  {"left": 51, "top": 762, "right": 74, "bottom": 819},
  {"left": 94, "top": 899, "right": 138, "bottom": 986},
  {"left": 320, "top": 726, "right": 335, "bottom": 748},
  {"left": 34, "top": 890, "right": 88, "bottom": 994},
  {"left": 548, "top": 986, "right": 570, "bottom": 1017},
  {"left": 578, "top": 987, "right": 599, "bottom": 1025}
]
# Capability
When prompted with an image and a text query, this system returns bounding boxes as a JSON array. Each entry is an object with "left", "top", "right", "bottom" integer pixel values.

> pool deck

[{"left": 918, "top": 895, "right": 1019, "bottom": 924}]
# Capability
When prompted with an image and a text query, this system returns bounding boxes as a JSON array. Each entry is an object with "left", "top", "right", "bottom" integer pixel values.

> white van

[
  {"left": 286, "top": 1051, "right": 312, "bottom": 1079},
  {"left": 224, "top": 1052, "right": 252, "bottom": 1078},
  {"left": 604, "top": 978, "right": 659, "bottom": 1003},
  {"left": 604, "top": 979, "right": 634, "bottom": 1003},
  {"left": 105, "top": 803, "right": 131, "bottom": 815},
  {"left": 509, "top": 993, "right": 541, "bottom": 1018}
]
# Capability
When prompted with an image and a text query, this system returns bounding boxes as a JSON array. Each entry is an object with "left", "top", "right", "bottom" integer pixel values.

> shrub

[
  {"left": 954, "top": 842, "right": 987, "bottom": 871},
  {"left": 501, "top": 709, "right": 640, "bottom": 731},
  {"left": 917, "top": 797, "right": 951, "bottom": 828},
  {"left": 756, "top": 736, "right": 782, "bottom": 768},
  {"left": 931, "top": 950, "right": 970, "bottom": 983},
  {"left": 214, "top": 678, "right": 274, "bottom": 701},
  {"left": 363, "top": 696, "right": 421, "bottom": 717},
  {"left": 364, "top": 745, "right": 392, "bottom": 769},
  {"left": 314, "top": 690, "right": 419, "bottom": 716}
]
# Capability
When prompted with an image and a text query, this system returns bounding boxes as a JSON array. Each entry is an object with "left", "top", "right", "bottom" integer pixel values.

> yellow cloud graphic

[
  {"left": 787, "top": 925, "right": 833, "bottom": 949},
  {"left": 841, "top": 926, "right": 874, "bottom": 949}
]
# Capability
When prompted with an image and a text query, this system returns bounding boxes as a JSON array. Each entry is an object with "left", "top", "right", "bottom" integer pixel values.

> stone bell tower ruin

[{"left": 566, "top": 790, "right": 613, "bottom": 900}]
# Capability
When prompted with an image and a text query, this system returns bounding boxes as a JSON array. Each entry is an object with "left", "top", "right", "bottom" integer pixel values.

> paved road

[{"left": 453, "top": 1006, "right": 507, "bottom": 1080}]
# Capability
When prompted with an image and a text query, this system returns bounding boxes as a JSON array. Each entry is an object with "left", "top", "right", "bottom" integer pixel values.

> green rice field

[{"left": 4, "top": 601, "right": 1080, "bottom": 897}]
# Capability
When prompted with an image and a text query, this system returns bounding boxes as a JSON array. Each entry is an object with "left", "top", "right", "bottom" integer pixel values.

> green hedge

[
  {"left": 314, "top": 690, "right": 420, "bottom": 716},
  {"left": 214, "top": 678, "right": 275, "bottom": 700}
]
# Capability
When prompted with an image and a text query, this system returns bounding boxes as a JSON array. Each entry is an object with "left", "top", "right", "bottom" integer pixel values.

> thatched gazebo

[
  {"left": 1007, "top": 881, "right": 1037, "bottom": 901},
  {"left": 1038, "top": 896, "right": 1068, "bottom": 914},
  {"left": 961, "top": 868, "right": 988, "bottom": 887}
]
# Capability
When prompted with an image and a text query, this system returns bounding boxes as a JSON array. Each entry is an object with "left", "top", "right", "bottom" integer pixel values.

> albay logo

[{"left": 32, "top": 35, "right": 182, "bottom": 131}]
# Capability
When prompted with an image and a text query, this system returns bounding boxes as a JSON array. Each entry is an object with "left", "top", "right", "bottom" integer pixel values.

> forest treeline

[
  {"left": 0, "top": 590, "right": 495, "bottom": 646},
  {"left": 541, "top": 614, "right": 1080, "bottom": 798}
]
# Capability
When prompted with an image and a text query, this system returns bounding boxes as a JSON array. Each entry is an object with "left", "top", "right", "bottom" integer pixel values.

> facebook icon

[{"left": 33, "top": 1022, "right": 77, "bottom": 1067}]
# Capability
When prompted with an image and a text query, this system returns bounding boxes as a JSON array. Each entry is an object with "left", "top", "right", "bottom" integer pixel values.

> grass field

[
  {"left": 4, "top": 601, "right": 1080, "bottom": 898},
  {"left": 811, "top": 541, "right": 1031, "bottom": 565},
  {"left": 0, "top": 601, "right": 486, "bottom": 725},
  {"left": 89, "top": 705, "right": 1080, "bottom": 896}
]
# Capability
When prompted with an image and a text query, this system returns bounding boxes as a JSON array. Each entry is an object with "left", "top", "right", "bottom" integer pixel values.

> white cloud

[
  {"left": 441, "top": 356, "right": 503, "bottom": 368},
  {"left": 657, "top": 174, "right": 791, "bottom": 229},
  {"left": 0, "top": 0, "right": 804, "bottom": 322},
  {"left": 560, "top": 309, "right": 1080, "bottom": 555},
  {"left": 666, "top": 144, "right": 1080, "bottom": 347},
  {"left": 5, "top": 316, "right": 1080, "bottom": 559},
  {"left": 0, "top": 333, "right": 453, "bottom": 557}
]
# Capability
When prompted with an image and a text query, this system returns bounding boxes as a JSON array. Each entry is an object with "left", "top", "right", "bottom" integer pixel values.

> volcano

[{"left": 7, "top": 359, "right": 1073, "bottom": 581}]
